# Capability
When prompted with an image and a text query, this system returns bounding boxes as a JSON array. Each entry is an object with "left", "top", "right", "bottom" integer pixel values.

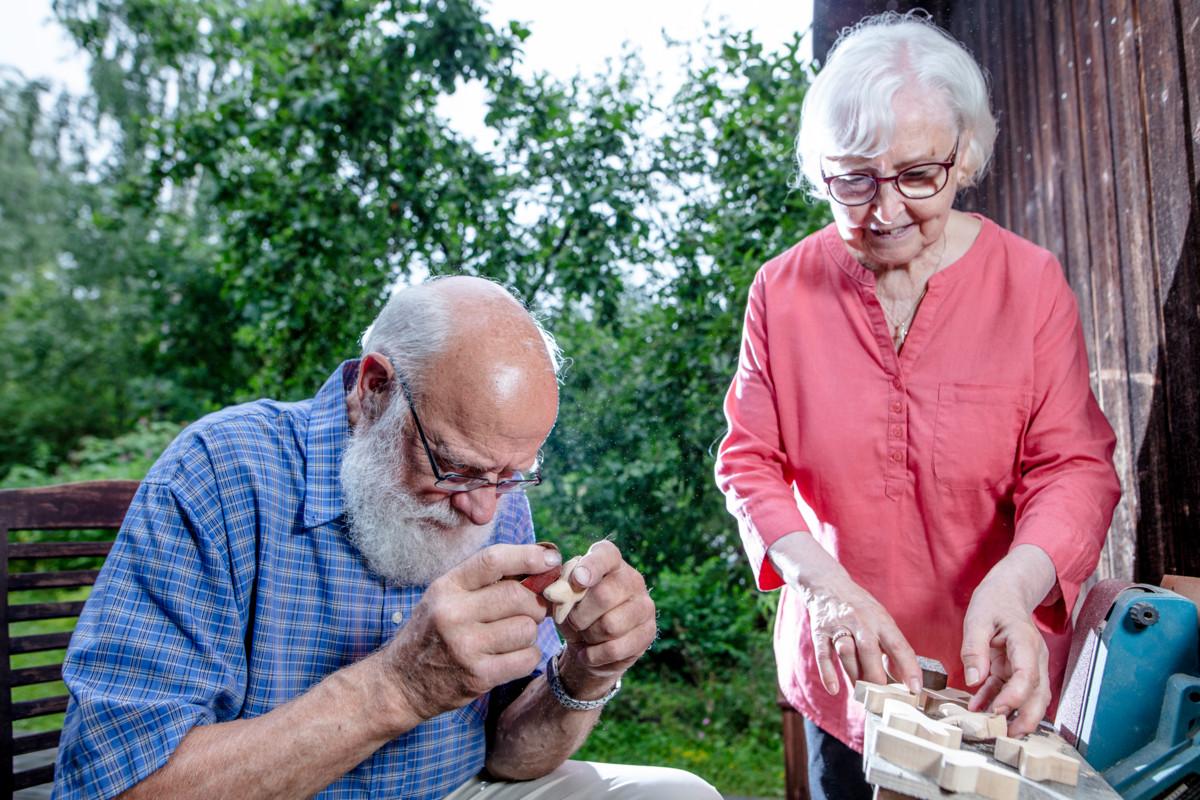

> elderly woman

[{"left": 714, "top": 13, "right": 1120, "bottom": 799}]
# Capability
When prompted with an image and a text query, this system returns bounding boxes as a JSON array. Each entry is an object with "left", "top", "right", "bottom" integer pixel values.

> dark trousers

[{"left": 803, "top": 719, "right": 873, "bottom": 800}]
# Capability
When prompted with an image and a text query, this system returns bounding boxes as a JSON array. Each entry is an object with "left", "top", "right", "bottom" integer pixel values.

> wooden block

[
  {"left": 971, "top": 761, "right": 1022, "bottom": 800},
  {"left": 872, "top": 725, "right": 947, "bottom": 776},
  {"left": 990, "top": 733, "right": 1081, "bottom": 786},
  {"left": 542, "top": 556, "right": 589, "bottom": 624},
  {"left": 854, "top": 679, "right": 880, "bottom": 703},
  {"left": 1018, "top": 736, "right": 1080, "bottom": 786},
  {"left": 917, "top": 655, "right": 948, "bottom": 690},
  {"left": 937, "top": 704, "right": 1008, "bottom": 740},
  {"left": 855, "top": 680, "right": 920, "bottom": 715},
  {"left": 881, "top": 699, "right": 962, "bottom": 750},
  {"left": 919, "top": 686, "right": 971, "bottom": 713},
  {"left": 993, "top": 735, "right": 1022, "bottom": 767},
  {"left": 936, "top": 750, "right": 1019, "bottom": 800},
  {"left": 937, "top": 750, "right": 989, "bottom": 792}
]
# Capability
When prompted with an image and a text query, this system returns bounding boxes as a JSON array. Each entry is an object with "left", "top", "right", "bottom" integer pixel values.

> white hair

[
  {"left": 340, "top": 381, "right": 497, "bottom": 586},
  {"left": 795, "top": 11, "right": 997, "bottom": 199},
  {"left": 361, "top": 276, "right": 564, "bottom": 406}
]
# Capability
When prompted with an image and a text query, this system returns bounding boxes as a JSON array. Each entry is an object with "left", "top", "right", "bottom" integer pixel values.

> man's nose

[{"left": 451, "top": 487, "right": 500, "bottom": 526}]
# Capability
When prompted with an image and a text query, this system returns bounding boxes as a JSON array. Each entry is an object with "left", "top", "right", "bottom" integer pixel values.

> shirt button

[
  {"left": 892, "top": 377, "right": 903, "bottom": 390},
  {"left": 891, "top": 401, "right": 902, "bottom": 413},
  {"left": 891, "top": 425, "right": 903, "bottom": 438},
  {"left": 391, "top": 611, "right": 404, "bottom": 625},
  {"left": 890, "top": 451, "right": 903, "bottom": 463}
]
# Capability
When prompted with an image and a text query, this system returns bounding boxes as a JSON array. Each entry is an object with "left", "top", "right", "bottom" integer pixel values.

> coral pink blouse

[{"left": 715, "top": 217, "right": 1120, "bottom": 750}]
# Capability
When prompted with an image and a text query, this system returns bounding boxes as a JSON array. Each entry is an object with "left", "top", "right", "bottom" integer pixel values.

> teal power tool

[{"left": 1056, "top": 580, "right": 1200, "bottom": 799}]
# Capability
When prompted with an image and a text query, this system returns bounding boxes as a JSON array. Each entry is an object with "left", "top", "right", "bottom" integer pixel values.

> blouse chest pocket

[{"left": 933, "top": 383, "right": 1032, "bottom": 491}]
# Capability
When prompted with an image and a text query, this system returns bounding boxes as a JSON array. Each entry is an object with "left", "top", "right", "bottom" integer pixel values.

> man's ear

[{"left": 356, "top": 352, "right": 396, "bottom": 420}]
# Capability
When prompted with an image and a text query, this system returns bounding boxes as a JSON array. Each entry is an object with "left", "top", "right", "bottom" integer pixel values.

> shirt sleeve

[
  {"left": 1011, "top": 260, "right": 1121, "bottom": 630},
  {"left": 55, "top": 443, "right": 251, "bottom": 799},
  {"left": 715, "top": 269, "right": 812, "bottom": 591}
]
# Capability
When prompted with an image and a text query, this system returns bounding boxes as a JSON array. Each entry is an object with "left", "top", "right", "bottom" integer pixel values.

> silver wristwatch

[{"left": 545, "top": 651, "right": 622, "bottom": 711}]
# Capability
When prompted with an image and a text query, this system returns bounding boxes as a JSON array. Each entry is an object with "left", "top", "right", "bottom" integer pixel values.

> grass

[{"left": 574, "top": 655, "right": 786, "bottom": 798}]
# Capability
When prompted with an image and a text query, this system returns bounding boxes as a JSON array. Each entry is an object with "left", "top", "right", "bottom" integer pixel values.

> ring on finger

[{"left": 830, "top": 628, "right": 854, "bottom": 644}]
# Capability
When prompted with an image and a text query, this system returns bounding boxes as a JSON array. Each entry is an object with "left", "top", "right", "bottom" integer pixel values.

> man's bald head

[{"left": 362, "top": 275, "right": 559, "bottom": 404}]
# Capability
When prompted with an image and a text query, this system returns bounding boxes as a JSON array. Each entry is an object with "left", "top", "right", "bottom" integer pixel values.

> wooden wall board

[
  {"left": 1135, "top": 0, "right": 1200, "bottom": 571},
  {"left": 1099, "top": 0, "right": 1175, "bottom": 585}
]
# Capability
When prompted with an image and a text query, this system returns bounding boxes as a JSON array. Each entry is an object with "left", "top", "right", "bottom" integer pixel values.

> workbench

[{"left": 863, "top": 711, "right": 1122, "bottom": 800}]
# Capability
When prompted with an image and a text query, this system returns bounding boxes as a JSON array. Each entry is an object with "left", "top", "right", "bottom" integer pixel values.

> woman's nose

[{"left": 871, "top": 181, "right": 905, "bottom": 224}]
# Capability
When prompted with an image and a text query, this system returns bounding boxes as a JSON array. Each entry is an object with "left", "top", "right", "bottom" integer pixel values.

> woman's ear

[{"left": 955, "top": 133, "right": 977, "bottom": 187}]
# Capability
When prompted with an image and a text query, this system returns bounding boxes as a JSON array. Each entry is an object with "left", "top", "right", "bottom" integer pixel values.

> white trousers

[{"left": 443, "top": 760, "right": 722, "bottom": 799}]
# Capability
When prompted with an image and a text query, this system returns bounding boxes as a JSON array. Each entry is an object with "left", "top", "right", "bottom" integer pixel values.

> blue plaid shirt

[{"left": 54, "top": 361, "right": 561, "bottom": 800}]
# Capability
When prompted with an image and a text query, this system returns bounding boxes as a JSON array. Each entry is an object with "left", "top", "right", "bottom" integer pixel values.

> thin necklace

[
  {"left": 876, "top": 234, "right": 947, "bottom": 350},
  {"left": 881, "top": 286, "right": 928, "bottom": 348}
]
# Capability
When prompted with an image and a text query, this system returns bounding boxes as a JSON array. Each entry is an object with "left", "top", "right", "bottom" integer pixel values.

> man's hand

[
  {"left": 382, "top": 543, "right": 561, "bottom": 721},
  {"left": 553, "top": 540, "right": 656, "bottom": 699},
  {"left": 961, "top": 582, "right": 1051, "bottom": 737}
]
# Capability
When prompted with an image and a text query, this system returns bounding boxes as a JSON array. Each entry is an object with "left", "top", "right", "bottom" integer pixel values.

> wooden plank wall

[{"left": 813, "top": 0, "right": 1200, "bottom": 583}]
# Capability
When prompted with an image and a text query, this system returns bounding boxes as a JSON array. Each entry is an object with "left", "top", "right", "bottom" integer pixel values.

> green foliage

[
  {"left": 1, "top": 420, "right": 184, "bottom": 488},
  {"left": 651, "top": 556, "right": 779, "bottom": 682}
]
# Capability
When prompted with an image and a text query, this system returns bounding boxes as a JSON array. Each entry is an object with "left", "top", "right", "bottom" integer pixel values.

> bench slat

[
  {"left": 10, "top": 632, "right": 72, "bottom": 654},
  {"left": 13, "top": 694, "right": 70, "bottom": 719},
  {"left": 0, "top": 480, "right": 139, "bottom": 530},
  {"left": 8, "top": 570, "right": 99, "bottom": 590},
  {"left": 7, "top": 600, "right": 87, "bottom": 622},
  {"left": 7, "top": 541, "right": 113, "bottom": 559},
  {"left": 9, "top": 663, "right": 64, "bottom": 687},
  {"left": 14, "top": 730, "right": 62, "bottom": 755},
  {"left": 14, "top": 763, "right": 56, "bottom": 790}
]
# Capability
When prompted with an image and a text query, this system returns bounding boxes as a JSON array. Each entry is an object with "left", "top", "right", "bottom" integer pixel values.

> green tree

[{"left": 3, "top": 5, "right": 831, "bottom": 679}]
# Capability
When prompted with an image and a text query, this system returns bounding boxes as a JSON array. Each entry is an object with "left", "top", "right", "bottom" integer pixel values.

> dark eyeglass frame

[
  {"left": 394, "top": 373, "right": 543, "bottom": 494},
  {"left": 821, "top": 136, "right": 960, "bottom": 207}
]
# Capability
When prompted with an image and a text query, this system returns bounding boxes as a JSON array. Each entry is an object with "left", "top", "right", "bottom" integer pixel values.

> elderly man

[{"left": 55, "top": 277, "right": 719, "bottom": 800}]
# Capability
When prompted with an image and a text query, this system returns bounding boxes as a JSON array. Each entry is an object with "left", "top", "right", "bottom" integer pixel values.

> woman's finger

[
  {"left": 877, "top": 622, "right": 922, "bottom": 693},
  {"left": 988, "top": 632, "right": 1043, "bottom": 716},
  {"left": 854, "top": 632, "right": 888, "bottom": 686},
  {"left": 1006, "top": 683, "right": 1051, "bottom": 737},
  {"left": 812, "top": 629, "right": 842, "bottom": 695},
  {"left": 832, "top": 630, "right": 860, "bottom": 686},
  {"left": 969, "top": 674, "right": 1005, "bottom": 712}
]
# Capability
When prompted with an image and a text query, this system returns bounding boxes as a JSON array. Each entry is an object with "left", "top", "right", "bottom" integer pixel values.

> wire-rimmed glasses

[{"left": 395, "top": 375, "right": 543, "bottom": 494}]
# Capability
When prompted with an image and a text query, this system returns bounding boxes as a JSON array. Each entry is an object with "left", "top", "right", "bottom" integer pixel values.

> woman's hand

[
  {"left": 801, "top": 571, "right": 923, "bottom": 696},
  {"left": 960, "top": 545, "right": 1058, "bottom": 737},
  {"left": 768, "top": 531, "right": 921, "bottom": 696}
]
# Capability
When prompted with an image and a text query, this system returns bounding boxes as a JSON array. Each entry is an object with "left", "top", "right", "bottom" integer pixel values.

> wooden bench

[{"left": 0, "top": 480, "right": 139, "bottom": 796}]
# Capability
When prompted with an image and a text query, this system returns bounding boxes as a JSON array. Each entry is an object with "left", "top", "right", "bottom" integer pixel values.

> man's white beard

[{"left": 340, "top": 399, "right": 496, "bottom": 586}]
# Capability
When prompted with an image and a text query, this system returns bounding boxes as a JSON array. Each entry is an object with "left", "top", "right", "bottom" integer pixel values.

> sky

[{"left": 0, "top": 0, "right": 814, "bottom": 135}]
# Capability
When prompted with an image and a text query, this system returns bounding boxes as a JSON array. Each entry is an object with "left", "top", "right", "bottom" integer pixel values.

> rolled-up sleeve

[
  {"left": 55, "top": 449, "right": 249, "bottom": 799},
  {"left": 715, "top": 269, "right": 812, "bottom": 591},
  {"left": 1011, "top": 261, "right": 1121, "bottom": 629}
]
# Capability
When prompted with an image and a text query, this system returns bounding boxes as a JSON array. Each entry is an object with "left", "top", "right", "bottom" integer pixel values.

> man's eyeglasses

[
  {"left": 394, "top": 375, "right": 543, "bottom": 494},
  {"left": 821, "top": 137, "right": 959, "bottom": 207}
]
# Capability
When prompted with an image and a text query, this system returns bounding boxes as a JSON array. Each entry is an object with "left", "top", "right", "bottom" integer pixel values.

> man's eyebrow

[{"left": 432, "top": 442, "right": 501, "bottom": 474}]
